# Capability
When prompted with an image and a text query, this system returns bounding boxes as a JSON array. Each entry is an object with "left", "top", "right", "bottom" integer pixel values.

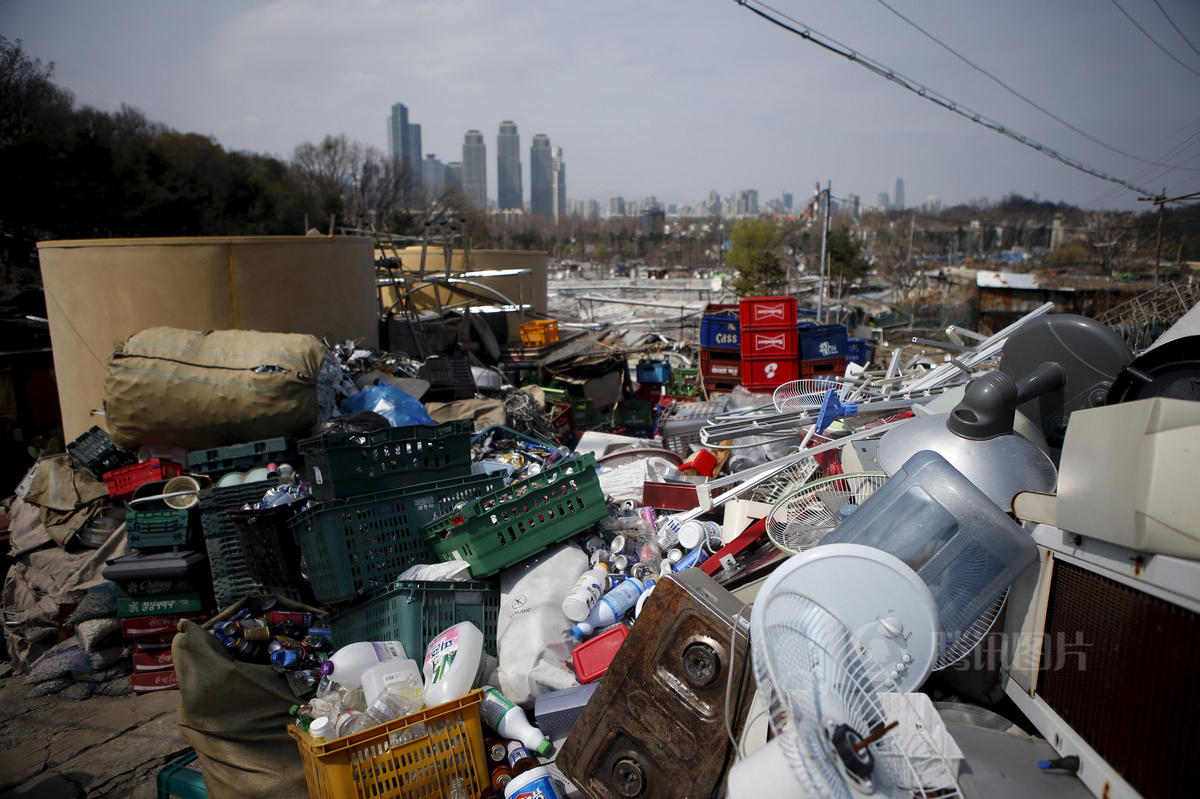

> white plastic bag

[{"left": 497, "top": 544, "right": 587, "bottom": 706}]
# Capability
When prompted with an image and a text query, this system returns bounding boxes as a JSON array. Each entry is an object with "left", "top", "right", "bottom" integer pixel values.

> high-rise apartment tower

[
  {"left": 497, "top": 122, "right": 522, "bottom": 211},
  {"left": 530, "top": 134, "right": 553, "bottom": 217},
  {"left": 462, "top": 130, "right": 487, "bottom": 209},
  {"left": 551, "top": 146, "right": 566, "bottom": 221}
]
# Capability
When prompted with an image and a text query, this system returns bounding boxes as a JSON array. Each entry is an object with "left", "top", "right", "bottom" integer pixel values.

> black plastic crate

[
  {"left": 228, "top": 505, "right": 311, "bottom": 601},
  {"left": 199, "top": 479, "right": 283, "bottom": 541},
  {"left": 126, "top": 508, "right": 194, "bottom": 549},
  {"left": 186, "top": 437, "right": 300, "bottom": 478},
  {"left": 67, "top": 426, "right": 136, "bottom": 480},
  {"left": 417, "top": 356, "right": 476, "bottom": 401},
  {"left": 298, "top": 420, "right": 473, "bottom": 500}
]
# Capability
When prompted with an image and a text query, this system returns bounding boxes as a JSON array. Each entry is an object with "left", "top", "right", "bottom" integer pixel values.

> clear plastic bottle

[
  {"left": 570, "top": 577, "right": 655, "bottom": 640},
  {"left": 479, "top": 685, "right": 552, "bottom": 755},
  {"left": 562, "top": 563, "right": 609, "bottom": 622},
  {"left": 319, "top": 641, "right": 408, "bottom": 691},
  {"left": 361, "top": 657, "right": 422, "bottom": 706}
]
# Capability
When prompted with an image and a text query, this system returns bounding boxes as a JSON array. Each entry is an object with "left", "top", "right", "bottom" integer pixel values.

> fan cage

[
  {"left": 751, "top": 589, "right": 962, "bottom": 798},
  {"left": 765, "top": 472, "right": 889, "bottom": 554},
  {"left": 933, "top": 588, "right": 1008, "bottom": 671}
]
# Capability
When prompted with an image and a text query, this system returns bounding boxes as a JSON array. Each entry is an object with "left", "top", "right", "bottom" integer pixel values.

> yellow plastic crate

[
  {"left": 289, "top": 691, "right": 487, "bottom": 799},
  {"left": 520, "top": 319, "right": 559, "bottom": 347}
]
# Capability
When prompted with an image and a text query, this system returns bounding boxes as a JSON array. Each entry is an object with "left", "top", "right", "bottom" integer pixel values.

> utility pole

[
  {"left": 817, "top": 180, "right": 831, "bottom": 323},
  {"left": 1138, "top": 188, "right": 1200, "bottom": 288}
]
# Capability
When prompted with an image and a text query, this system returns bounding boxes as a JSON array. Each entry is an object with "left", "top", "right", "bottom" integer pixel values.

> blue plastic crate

[
  {"left": 798, "top": 323, "right": 849, "bottom": 360},
  {"left": 847, "top": 337, "right": 877, "bottom": 367},
  {"left": 636, "top": 361, "right": 672, "bottom": 384},
  {"left": 700, "top": 312, "right": 740, "bottom": 350}
]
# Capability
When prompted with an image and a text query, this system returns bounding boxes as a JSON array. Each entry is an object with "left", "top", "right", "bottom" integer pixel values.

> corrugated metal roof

[{"left": 976, "top": 270, "right": 1040, "bottom": 289}]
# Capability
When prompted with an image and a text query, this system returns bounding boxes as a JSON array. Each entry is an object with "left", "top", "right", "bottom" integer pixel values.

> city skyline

[{"left": 5, "top": 1, "right": 1197, "bottom": 212}]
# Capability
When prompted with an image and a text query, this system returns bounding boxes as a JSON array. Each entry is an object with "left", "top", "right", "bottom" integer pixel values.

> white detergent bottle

[
  {"left": 361, "top": 657, "right": 423, "bottom": 706},
  {"left": 480, "top": 685, "right": 553, "bottom": 756},
  {"left": 571, "top": 577, "right": 655, "bottom": 640},
  {"left": 319, "top": 641, "right": 407, "bottom": 691},
  {"left": 422, "top": 621, "right": 485, "bottom": 708},
  {"left": 562, "top": 563, "right": 609, "bottom": 622}
]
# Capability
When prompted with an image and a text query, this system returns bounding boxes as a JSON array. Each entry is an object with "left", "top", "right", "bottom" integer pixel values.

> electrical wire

[
  {"left": 1110, "top": 0, "right": 1200, "bottom": 78},
  {"left": 873, "top": 0, "right": 1200, "bottom": 172},
  {"left": 1153, "top": 0, "right": 1200, "bottom": 59},
  {"left": 732, "top": 0, "right": 1153, "bottom": 196}
]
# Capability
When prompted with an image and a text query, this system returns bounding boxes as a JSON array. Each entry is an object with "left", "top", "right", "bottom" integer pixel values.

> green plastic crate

[
  {"left": 289, "top": 473, "right": 506, "bottom": 605},
  {"left": 126, "top": 509, "right": 193, "bottom": 549},
  {"left": 116, "top": 589, "right": 205, "bottom": 618},
  {"left": 424, "top": 454, "right": 606, "bottom": 578},
  {"left": 186, "top": 437, "right": 299, "bottom": 478},
  {"left": 328, "top": 580, "right": 500, "bottom": 660},
  {"left": 67, "top": 425, "right": 136, "bottom": 480},
  {"left": 299, "top": 420, "right": 473, "bottom": 499},
  {"left": 156, "top": 749, "right": 207, "bottom": 799},
  {"left": 666, "top": 367, "right": 700, "bottom": 397},
  {"left": 619, "top": 399, "right": 655, "bottom": 427}
]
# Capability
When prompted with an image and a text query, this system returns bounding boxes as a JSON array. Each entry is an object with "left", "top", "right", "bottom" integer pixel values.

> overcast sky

[{"left": 5, "top": 0, "right": 1199, "bottom": 212}]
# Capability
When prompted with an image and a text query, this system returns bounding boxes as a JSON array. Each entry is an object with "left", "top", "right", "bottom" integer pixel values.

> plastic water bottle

[
  {"left": 570, "top": 577, "right": 655, "bottom": 640},
  {"left": 320, "top": 641, "right": 408, "bottom": 691},
  {"left": 423, "top": 621, "right": 486, "bottom": 708},
  {"left": 479, "top": 685, "right": 553, "bottom": 755},
  {"left": 562, "top": 563, "right": 609, "bottom": 622},
  {"left": 361, "top": 657, "right": 423, "bottom": 706}
]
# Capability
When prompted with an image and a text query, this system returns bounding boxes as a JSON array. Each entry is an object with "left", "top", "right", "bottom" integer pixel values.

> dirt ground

[{"left": 0, "top": 665, "right": 188, "bottom": 798}]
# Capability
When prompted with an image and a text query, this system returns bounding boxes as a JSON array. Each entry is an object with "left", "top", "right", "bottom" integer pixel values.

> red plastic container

[
  {"left": 739, "top": 296, "right": 797, "bottom": 328},
  {"left": 800, "top": 356, "right": 847, "bottom": 380},
  {"left": 700, "top": 349, "right": 740, "bottom": 380},
  {"left": 133, "top": 650, "right": 175, "bottom": 671},
  {"left": 121, "top": 611, "right": 208, "bottom": 639},
  {"left": 572, "top": 623, "right": 630, "bottom": 683},
  {"left": 103, "top": 459, "right": 184, "bottom": 501},
  {"left": 740, "top": 325, "right": 799, "bottom": 358},
  {"left": 131, "top": 668, "right": 179, "bottom": 693},
  {"left": 740, "top": 356, "right": 799, "bottom": 390}
]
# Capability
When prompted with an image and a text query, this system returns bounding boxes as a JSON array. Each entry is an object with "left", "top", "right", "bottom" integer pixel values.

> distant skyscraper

[
  {"left": 893, "top": 177, "right": 905, "bottom": 210},
  {"left": 783, "top": 192, "right": 794, "bottom": 212},
  {"left": 462, "top": 130, "right": 487, "bottom": 209},
  {"left": 422, "top": 154, "right": 445, "bottom": 199},
  {"left": 497, "top": 121, "right": 522, "bottom": 211},
  {"left": 408, "top": 124, "right": 422, "bottom": 176},
  {"left": 550, "top": 145, "right": 566, "bottom": 221},
  {"left": 609, "top": 197, "right": 625, "bottom": 217},
  {"left": 388, "top": 103, "right": 415, "bottom": 168},
  {"left": 446, "top": 162, "right": 463, "bottom": 194},
  {"left": 530, "top": 134, "right": 553, "bottom": 217},
  {"left": 877, "top": 192, "right": 890, "bottom": 211}
]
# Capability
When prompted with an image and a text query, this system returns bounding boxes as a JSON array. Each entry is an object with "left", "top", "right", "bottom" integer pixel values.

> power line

[
  {"left": 1153, "top": 0, "right": 1200, "bottom": 59},
  {"left": 873, "top": 0, "right": 1200, "bottom": 172},
  {"left": 1110, "top": 0, "right": 1200, "bottom": 78},
  {"left": 733, "top": 1, "right": 1153, "bottom": 196}
]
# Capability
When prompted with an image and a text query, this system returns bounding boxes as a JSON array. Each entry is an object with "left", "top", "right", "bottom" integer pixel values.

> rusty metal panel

[{"left": 557, "top": 570, "right": 754, "bottom": 799}]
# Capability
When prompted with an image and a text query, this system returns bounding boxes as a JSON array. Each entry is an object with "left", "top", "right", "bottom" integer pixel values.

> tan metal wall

[{"left": 38, "top": 236, "right": 377, "bottom": 441}]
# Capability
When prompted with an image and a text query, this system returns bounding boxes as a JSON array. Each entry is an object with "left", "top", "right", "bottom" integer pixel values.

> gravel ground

[{"left": 0, "top": 667, "right": 188, "bottom": 798}]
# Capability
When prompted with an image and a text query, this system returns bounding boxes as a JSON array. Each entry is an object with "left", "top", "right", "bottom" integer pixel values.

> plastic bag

[
  {"left": 340, "top": 384, "right": 435, "bottom": 427},
  {"left": 309, "top": 410, "right": 391, "bottom": 438},
  {"left": 497, "top": 544, "right": 588, "bottom": 707}
]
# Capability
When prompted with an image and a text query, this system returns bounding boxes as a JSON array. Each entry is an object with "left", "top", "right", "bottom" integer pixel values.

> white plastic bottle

[
  {"left": 562, "top": 563, "right": 609, "bottom": 622},
  {"left": 361, "top": 657, "right": 423, "bottom": 705},
  {"left": 422, "top": 621, "right": 485, "bottom": 708},
  {"left": 319, "top": 641, "right": 408, "bottom": 691},
  {"left": 570, "top": 577, "right": 655, "bottom": 640},
  {"left": 479, "top": 685, "right": 553, "bottom": 755}
]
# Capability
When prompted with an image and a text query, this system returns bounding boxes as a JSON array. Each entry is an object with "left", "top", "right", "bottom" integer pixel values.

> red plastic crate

[
  {"left": 800, "top": 356, "right": 847, "bottom": 380},
  {"left": 131, "top": 668, "right": 179, "bottom": 693},
  {"left": 103, "top": 459, "right": 184, "bottom": 501},
  {"left": 702, "top": 377, "right": 740, "bottom": 394},
  {"left": 133, "top": 649, "right": 175, "bottom": 671},
  {"left": 741, "top": 356, "right": 799, "bottom": 390},
  {"left": 740, "top": 325, "right": 799, "bottom": 358},
  {"left": 549, "top": 401, "right": 577, "bottom": 444},
  {"left": 739, "top": 296, "right": 797, "bottom": 328},
  {"left": 121, "top": 611, "right": 208, "bottom": 639},
  {"left": 573, "top": 623, "right": 630, "bottom": 683},
  {"left": 700, "top": 349, "right": 740, "bottom": 380}
]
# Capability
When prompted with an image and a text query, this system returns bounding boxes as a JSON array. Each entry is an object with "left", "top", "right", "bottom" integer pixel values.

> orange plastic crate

[
  {"left": 289, "top": 691, "right": 487, "bottom": 799},
  {"left": 520, "top": 319, "right": 559, "bottom": 347}
]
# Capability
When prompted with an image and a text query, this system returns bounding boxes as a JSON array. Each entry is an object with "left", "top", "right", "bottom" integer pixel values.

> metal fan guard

[
  {"left": 751, "top": 589, "right": 962, "bottom": 798},
  {"left": 932, "top": 588, "right": 1009, "bottom": 671},
  {"left": 765, "top": 472, "right": 889, "bottom": 554},
  {"left": 773, "top": 378, "right": 854, "bottom": 413}
]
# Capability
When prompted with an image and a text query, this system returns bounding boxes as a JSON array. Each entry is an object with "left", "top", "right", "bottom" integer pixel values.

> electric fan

[
  {"left": 766, "top": 472, "right": 889, "bottom": 554},
  {"left": 772, "top": 378, "right": 855, "bottom": 413},
  {"left": 726, "top": 587, "right": 963, "bottom": 798}
]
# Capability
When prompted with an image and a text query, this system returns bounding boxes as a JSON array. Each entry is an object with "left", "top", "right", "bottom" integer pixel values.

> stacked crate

[
  {"left": 798, "top": 321, "right": 850, "bottom": 378},
  {"left": 698, "top": 303, "right": 741, "bottom": 393},
  {"left": 739, "top": 296, "right": 799, "bottom": 392}
]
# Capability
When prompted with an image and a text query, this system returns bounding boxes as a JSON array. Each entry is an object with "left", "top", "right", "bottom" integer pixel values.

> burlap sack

[
  {"left": 173, "top": 619, "right": 309, "bottom": 799},
  {"left": 103, "top": 327, "right": 325, "bottom": 450}
]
